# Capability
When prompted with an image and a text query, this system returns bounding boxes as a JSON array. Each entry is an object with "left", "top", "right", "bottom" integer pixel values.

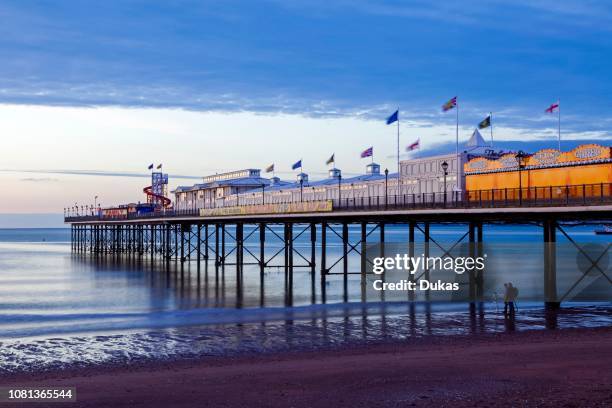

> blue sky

[{"left": 0, "top": 1, "right": 611, "bottom": 224}]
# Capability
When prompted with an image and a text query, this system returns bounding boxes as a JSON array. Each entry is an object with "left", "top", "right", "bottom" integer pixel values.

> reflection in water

[{"left": 0, "top": 225, "right": 610, "bottom": 374}]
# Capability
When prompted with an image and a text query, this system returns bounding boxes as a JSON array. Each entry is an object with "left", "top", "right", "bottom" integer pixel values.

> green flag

[{"left": 478, "top": 115, "right": 491, "bottom": 129}]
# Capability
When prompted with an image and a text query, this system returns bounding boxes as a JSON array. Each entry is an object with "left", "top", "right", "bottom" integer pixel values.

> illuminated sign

[
  {"left": 532, "top": 149, "right": 560, "bottom": 165},
  {"left": 101, "top": 208, "right": 128, "bottom": 218},
  {"left": 464, "top": 144, "right": 610, "bottom": 174},
  {"left": 499, "top": 155, "right": 519, "bottom": 168},
  {"left": 575, "top": 145, "right": 604, "bottom": 160}
]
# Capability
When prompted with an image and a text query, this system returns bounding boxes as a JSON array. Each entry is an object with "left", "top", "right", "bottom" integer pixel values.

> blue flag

[
  {"left": 386, "top": 110, "right": 398, "bottom": 125},
  {"left": 147, "top": 163, "right": 154, "bottom": 170},
  {"left": 291, "top": 159, "right": 302, "bottom": 170}
]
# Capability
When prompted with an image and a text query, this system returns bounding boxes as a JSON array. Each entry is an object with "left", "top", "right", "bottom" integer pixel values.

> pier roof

[{"left": 172, "top": 176, "right": 271, "bottom": 193}]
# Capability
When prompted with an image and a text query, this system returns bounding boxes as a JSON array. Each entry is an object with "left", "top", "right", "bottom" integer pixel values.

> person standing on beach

[{"left": 504, "top": 282, "right": 518, "bottom": 316}]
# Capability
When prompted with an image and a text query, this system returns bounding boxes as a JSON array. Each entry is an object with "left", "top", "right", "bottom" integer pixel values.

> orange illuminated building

[{"left": 464, "top": 144, "right": 611, "bottom": 202}]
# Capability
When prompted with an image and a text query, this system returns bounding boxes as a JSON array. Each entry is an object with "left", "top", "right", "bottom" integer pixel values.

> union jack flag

[{"left": 360, "top": 146, "right": 373, "bottom": 158}]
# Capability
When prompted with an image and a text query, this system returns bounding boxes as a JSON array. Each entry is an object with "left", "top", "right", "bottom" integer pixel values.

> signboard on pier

[
  {"left": 464, "top": 144, "right": 611, "bottom": 174},
  {"left": 199, "top": 200, "right": 333, "bottom": 217}
]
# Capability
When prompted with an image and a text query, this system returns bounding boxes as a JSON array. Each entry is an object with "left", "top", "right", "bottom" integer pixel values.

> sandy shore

[{"left": 2, "top": 327, "right": 612, "bottom": 407}]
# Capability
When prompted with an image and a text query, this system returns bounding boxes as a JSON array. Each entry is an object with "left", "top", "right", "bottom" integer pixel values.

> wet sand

[{"left": 2, "top": 327, "right": 611, "bottom": 407}]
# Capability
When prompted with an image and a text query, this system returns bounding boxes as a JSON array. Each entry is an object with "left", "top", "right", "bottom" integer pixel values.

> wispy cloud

[
  {"left": 20, "top": 177, "right": 59, "bottom": 182},
  {"left": 3, "top": 169, "right": 201, "bottom": 180}
]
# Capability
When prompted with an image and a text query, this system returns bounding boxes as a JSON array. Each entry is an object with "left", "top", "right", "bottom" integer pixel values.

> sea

[{"left": 0, "top": 225, "right": 610, "bottom": 374}]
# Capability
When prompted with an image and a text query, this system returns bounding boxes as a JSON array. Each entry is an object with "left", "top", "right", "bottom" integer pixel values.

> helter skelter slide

[
  {"left": 145, "top": 172, "right": 173, "bottom": 209},
  {"left": 143, "top": 185, "right": 172, "bottom": 208}
]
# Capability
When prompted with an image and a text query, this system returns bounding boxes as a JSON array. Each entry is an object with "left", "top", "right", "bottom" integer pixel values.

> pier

[{"left": 66, "top": 185, "right": 612, "bottom": 310}]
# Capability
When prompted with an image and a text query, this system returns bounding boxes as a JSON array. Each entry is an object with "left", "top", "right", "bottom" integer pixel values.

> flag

[
  {"left": 326, "top": 154, "right": 335, "bottom": 165},
  {"left": 291, "top": 159, "right": 302, "bottom": 170},
  {"left": 478, "top": 115, "right": 491, "bottom": 129},
  {"left": 545, "top": 101, "right": 559, "bottom": 113},
  {"left": 406, "top": 139, "right": 420, "bottom": 151},
  {"left": 442, "top": 96, "right": 457, "bottom": 112},
  {"left": 265, "top": 163, "right": 274, "bottom": 173},
  {"left": 156, "top": 163, "right": 162, "bottom": 169},
  {"left": 386, "top": 110, "right": 398, "bottom": 125},
  {"left": 147, "top": 163, "right": 154, "bottom": 170},
  {"left": 360, "top": 146, "right": 373, "bottom": 158}
]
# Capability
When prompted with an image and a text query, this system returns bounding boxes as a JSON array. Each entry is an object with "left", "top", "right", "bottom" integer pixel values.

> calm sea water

[{"left": 0, "top": 225, "right": 610, "bottom": 373}]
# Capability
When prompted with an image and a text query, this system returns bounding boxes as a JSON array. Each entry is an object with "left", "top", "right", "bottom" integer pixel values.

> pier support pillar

[
  {"left": 544, "top": 219, "right": 559, "bottom": 309},
  {"left": 215, "top": 224, "right": 220, "bottom": 266},
  {"left": 310, "top": 223, "right": 316, "bottom": 303},
  {"left": 476, "top": 221, "right": 484, "bottom": 303},
  {"left": 204, "top": 224, "right": 209, "bottom": 261},
  {"left": 197, "top": 224, "right": 201, "bottom": 266},
  {"left": 342, "top": 222, "right": 349, "bottom": 302},
  {"left": 221, "top": 224, "right": 226, "bottom": 265},
  {"left": 259, "top": 223, "right": 265, "bottom": 289},
  {"left": 469, "top": 222, "right": 476, "bottom": 314},
  {"left": 424, "top": 222, "right": 430, "bottom": 302},
  {"left": 236, "top": 223, "right": 243, "bottom": 285},
  {"left": 180, "top": 224, "right": 186, "bottom": 263},
  {"left": 408, "top": 221, "right": 416, "bottom": 302},
  {"left": 360, "top": 222, "right": 367, "bottom": 302},
  {"left": 320, "top": 221, "right": 327, "bottom": 303}
]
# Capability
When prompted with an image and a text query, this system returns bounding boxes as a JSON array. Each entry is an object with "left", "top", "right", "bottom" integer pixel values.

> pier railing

[{"left": 65, "top": 182, "right": 612, "bottom": 222}]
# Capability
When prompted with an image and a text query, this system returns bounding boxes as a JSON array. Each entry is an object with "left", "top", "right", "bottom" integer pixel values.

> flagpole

[
  {"left": 456, "top": 97, "right": 459, "bottom": 191},
  {"left": 490, "top": 112, "right": 493, "bottom": 148},
  {"left": 558, "top": 99, "right": 561, "bottom": 151},
  {"left": 397, "top": 107, "right": 400, "bottom": 179}
]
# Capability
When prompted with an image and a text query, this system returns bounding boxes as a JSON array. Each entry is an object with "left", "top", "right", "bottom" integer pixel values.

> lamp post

[
  {"left": 441, "top": 161, "right": 449, "bottom": 207},
  {"left": 94, "top": 195, "right": 98, "bottom": 209},
  {"left": 516, "top": 150, "right": 526, "bottom": 206},
  {"left": 384, "top": 168, "right": 389, "bottom": 209},
  {"left": 261, "top": 183, "right": 265, "bottom": 205},
  {"left": 338, "top": 174, "right": 342, "bottom": 204},
  {"left": 299, "top": 177, "right": 304, "bottom": 202}
]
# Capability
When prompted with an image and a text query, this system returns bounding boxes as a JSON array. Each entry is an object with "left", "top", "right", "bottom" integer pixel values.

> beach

[{"left": 3, "top": 327, "right": 611, "bottom": 407}]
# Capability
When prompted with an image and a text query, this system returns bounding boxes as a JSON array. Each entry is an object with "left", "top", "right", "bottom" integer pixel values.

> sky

[{"left": 0, "top": 0, "right": 611, "bottom": 226}]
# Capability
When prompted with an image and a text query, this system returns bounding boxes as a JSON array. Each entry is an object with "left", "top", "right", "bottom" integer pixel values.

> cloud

[
  {"left": 4, "top": 169, "right": 201, "bottom": 180},
  {"left": 20, "top": 177, "right": 59, "bottom": 182}
]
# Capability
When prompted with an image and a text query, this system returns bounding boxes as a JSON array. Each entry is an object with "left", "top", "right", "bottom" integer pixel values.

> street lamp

[
  {"left": 338, "top": 174, "right": 342, "bottom": 204},
  {"left": 516, "top": 150, "right": 527, "bottom": 206},
  {"left": 299, "top": 177, "right": 304, "bottom": 202},
  {"left": 94, "top": 195, "right": 98, "bottom": 209},
  {"left": 441, "top": 161, "right": 449, "bottom": 207},
  {"left": 261, "top": 183, "right": 266, "bottom": 205},
  {"left": 384, "top": 168, "right": 389, "bottom": 209}
]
